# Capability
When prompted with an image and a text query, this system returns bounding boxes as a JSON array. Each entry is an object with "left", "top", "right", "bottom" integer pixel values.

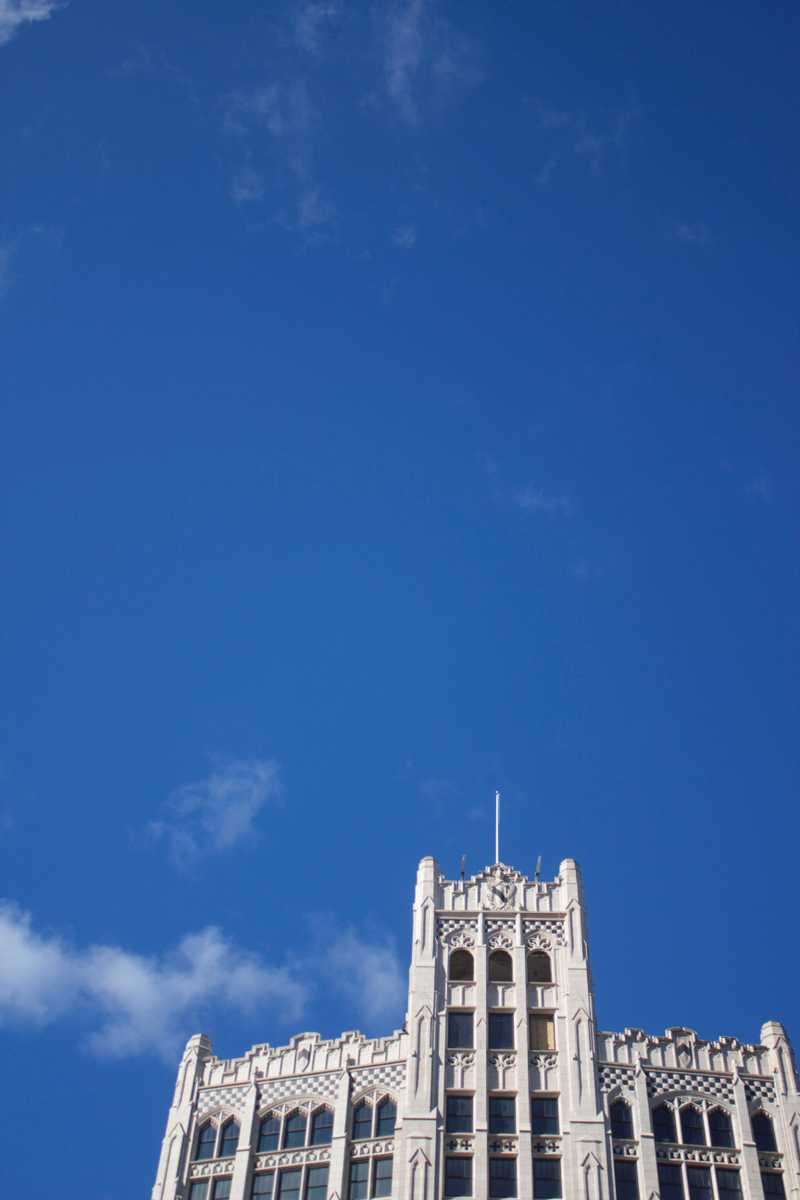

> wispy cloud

[
  {"left": 147, "top": 758, "right": 282, "bottom": 866},
  {"left": 392, "top": 224, "right": 417, "bottom": 248},
  {"left": 292, "top": 0, "right": 342, "bottom": 56},
  {"left": 674, "top": 220, "right": 711, "bottom": 247},
  {"left": 514, "top": 485, "right": 573, "bottom": 516},
  {"left": 0, "top": 903, "right": 307, "bottom": 1060},
  {"left": 373, "top": 0, "right": 482, "bottom": 125},
  {"left": 316, "top": 925, "right": 405, "bottom": 1028},
  {"left": 0, "top": 0, "right": 63, "bottom": 47},
  {"left": 745, "top": 475, "right": 773, "bottom": 502},
  {"left": 527, "top": 96, "right": 639, "bottom": 175}
]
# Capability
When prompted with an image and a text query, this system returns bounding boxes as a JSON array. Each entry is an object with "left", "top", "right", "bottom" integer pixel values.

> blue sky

[{"left": 1, "top": 0, "right": 799, "bottom": 1195}]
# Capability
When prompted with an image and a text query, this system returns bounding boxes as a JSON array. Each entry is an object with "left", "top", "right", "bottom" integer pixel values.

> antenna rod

[{"left": 495, "top": 790, "right": 500, "bottom": 863}]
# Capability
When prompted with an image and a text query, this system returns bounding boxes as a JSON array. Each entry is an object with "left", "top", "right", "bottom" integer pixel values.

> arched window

[
  {"left": 220, "top": 1119, "right": 239, "bottom": 1158},
  {"left": 752, "top": 1112, "right": 777, "bottom": 1152},
  {"left": 709, "top": 1109, "right": 734, "bottom": 1149},
  {"left": 653, "top": 1103, "right": 678, "bottom": 1143},
  {"left": 527, "top": 951, "right": 551, "bottom": 983},
  {"left": 195, "top": 1122, "right": 217, "bottom": 1160},
  {"left": 680, "top": 1105, "right": 706, "bottom": 1146},
  {"left": 352, "top": 1101, "right": 373, "bottom": 1140},
  {"left": 449, "top": 949, "right": 474, "bottom": 981},
  {"left": 283, "top": 1109, "right": 307, "bottom": 1149},
  {"left": 258, "top": 1114, "right": 280, "bottom": 1152},
  {"left": 489, "top": 950, "right": 513, "bottom": 982},
  {"left": 376, "top": 1098, "right": 396, "bottom": 1137},
  {"left": 610, "top": 1100, "right": 634, "bottom": 1139},
  {"left": 310, "top": 1107, "right": 333, "bottom": 1146}
]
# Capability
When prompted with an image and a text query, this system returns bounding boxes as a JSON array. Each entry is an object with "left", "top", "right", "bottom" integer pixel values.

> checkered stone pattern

[
  {"left": 258, "top": 1073, "right": 339, "bottom": 1106},
  {"left": 351, "top": 1062, "right": 406, "bottom": 1093},
  {"left": 197, "top": 1085, "right": 251, "bottom": 1117},
  {"left": 522, "top": 919, "right": 566, "bottom": 946},
  {"left": 744, "top": 1077, "right": 776, "bottom": 1104},
  {"left": 600, "top": 1065, "right": 636, "bottom": 1095},
  {"left": 645, "top": 1071, "right": 734, "bottom": 1103},
  {"left": 437, "top": 917, "right": 478, "bottom": 944}
]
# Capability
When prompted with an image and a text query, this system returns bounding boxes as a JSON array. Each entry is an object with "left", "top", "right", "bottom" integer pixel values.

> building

[{"left": 151, "top": 856, "right": 799, "bottom": 1200}]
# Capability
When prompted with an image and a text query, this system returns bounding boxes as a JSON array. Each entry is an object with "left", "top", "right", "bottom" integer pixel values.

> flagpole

[{"left": 495, "top": 790, "right": 500, "bottom": 863}]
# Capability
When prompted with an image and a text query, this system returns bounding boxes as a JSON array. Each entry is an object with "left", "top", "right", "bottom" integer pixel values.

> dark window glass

[
  {"left": 489, "top": 1158, "right": 517, "bottom": 1199},
  {"left": 374, "top": 1158, "right": 393, "bottom": 1198},
  {"left": 761, "top": 1176, "right": 786, "bottom": 1200},
  {"left": 716, "top": 1171, "right": 742, "bottom": 1199},
  {"left": 448, "top": 1012, "right": 474, "bottom": 1049},
  {"left": 450, "top": 951, "right": 474, "bottom": 981},
  {"left": 653, "top": 1105, "right": 678, "bottom": 1144},
  {"left": 214, "top": 1183, "right": 232, "bottom": 1200},
  {"left": 349, "top": 1161, "right": 369, "bottom": 1200},
  {"left": 259, "top": 1115, "right": 281, "bottom": 1152},
  {"left": 709, "top": 1110, "right": 734, "bottom": 1149},
  {"left": 220, "top": 1121, "right": 240, "bottom": 1158},
  {"left": 614, "top": 1161, "right": 639, "bottom": 1200},
  {"left": 489, "top": 951, "right": 513, "bottom": 982},
  {"left": 195, "top": 1124, "right": 217, "bottom": 1161},
  {"left": 610, "top": 1101, "right": 633, "bottom": 1140},
  {"left": 252, "top": 1174, "right": 275, "bottom": 1198},
  {"left": 446, "top": 1095, "right": 474, "bottom": 1133},
  {"left": 376, "top": 1099, "right": 396, "bottom": 1137},
  {"left": 189, "top": 1185, "right": 209, "bottom": 1200},
  {"left": 445, "top": 1157, "right": 473, "bottom": 1199},
  {"left": 657, "top": 1164, "right": 683, "bottom": 1200},
  {"left": 488, "top": 1013, "right": 514, "bottom": 1050},
  {"left": 530, "top": 1015, "right": 556, "bottom": 1051},
  {"left": 278, "top": 1170, "right": 303, "bottom": 1200},
  {"left": 753, "top": 1114, "right": 777, "bottom": 1153},
  {"left": 532, "top": 1097, "right": 559, "bottom": 1135},
  {"left": 310, "top": 1109, "right": 334, "bottom": 1146},
  {"left": 687, "top": 1167, "right": 713, "bottom": 1200},
  {"left": 489, "top": 1096, "right": 516, "bottom": 1134},
  {"left": 353, "top": 1102, "right": 373, "bottom": 1140},
  {"left": 681, "top": 1108, "right": 706, "bottom": 1146},
  {"left": 533, "top": 1159, "right": 562, "bottom": 1199},
  {"left": 306, "top": 1166, "right": 329, "bottom": 1200},
  {"left": 283, "top": 1111, "right": 307, "bottom": 1149},
  {"left": 527, "top": 952, "right": 552, "bottom": 984}
]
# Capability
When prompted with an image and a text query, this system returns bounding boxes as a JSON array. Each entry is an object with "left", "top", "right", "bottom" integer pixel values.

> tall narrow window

[
  {"left": 709, "top": 1109, "right": 734, "bottom": 1149},
  {"left": 450, "top": 950, "right": 474, "bottom": 981},
  {"left": 195, "top": 1123, "right": 217, "bottom": 1161},
  {"left": 376, "top": 1099, "right": 396, "bottom": 1137},
  {"left": 446, "top": 1095, "right": 473, "bottom": 1133},
  {"left": 653, "top": 1105, "right": 678, "bottom": 1144},
  {"left": 657, "top": 1165, "right": 684, "bottom": 1200},
  {"left": 220, "top": 1120, "right": 240, "bottom": 1158},
  {"left": 213, "top": 1183, "right": 232, "bottom": 1200},
  {"left": 530, "top": 1015, "right": 555, "bottom": 1051},
  {"left": 527, "top": 952, "right": 551, "bottom": 984},
  {"left": 488, "top": 1013, "right": 514, "bottom": 1049},
  {"left": 306, "top": 1167, "right": 329, "bottom": 1200},
  {"left": 753, "top": 1113, "right": 777, "bottom": 1153},
  {"left": 374, "top": 1158, "right": 393, "bottom": 1197},
  {"left": 681, "top": 1107, "right": 706, "bottom": 1146},
  {"left": 252, "top": 1177, "right": 274, "bottom": 1200},
  {"left": 489, "top": 951, "right": 513, "bottom": 982},
  {"left": 488, "top": 1096, "right": 516, "bottom": 1134},
  {"left": 761, "top": 1175, "right": 786, "bottom": 1199},
  {"left": 349, "top": 1161, "right": 369, "bottom": 1200},
  {"left": 283, "top": 1111, "right": 307, "bottom": 1149},
  {"left": 532, "top": 1097, "right": 559, "bottom": 1135},
  {"left": 189, "top": 1185, "right": 209, "bottom": 1200},
  {"left": 259, "top": 1115, "right": 281, "bottom": 1152},
  {"left": 448, "top": 1012, "right": 474, "bottom": 1049},
  {"left": 687, "top": 1167, "right": 713, "bottom": 1200},
  {"left": 352, "top": 1102, "right": 373, "bottom": 1141},
  {"left": 614, "top": 1162, "right": 639, "bottom": 1200},
  {"left": 533, "top": 1159, "right": 562, "bottom": 1199},
  {"left": 445, "top": 1157, "right": 472, "bottom": 1199},
  {"left": 310, "top": 1109, "right": 334, "bottom": 1146},
  {"left": 610, "top": 1101, "right": 633, "bottom": 1140},
  {"left": 716, "top": 1170, "right": 742, "bottom": 1200},
  {"left": 489, "top": 1158, "right": 517, "bottom": 1199},
  {"left": 277, "top": 1169, "right": 303, "bottom": 1200}
]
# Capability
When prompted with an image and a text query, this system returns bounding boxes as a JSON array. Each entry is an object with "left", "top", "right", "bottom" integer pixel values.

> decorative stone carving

[
  {"left": 255, "top": 1148, "right": 332, "bottom": 1170},
  {"left": 530, "top": 1053, "right": 558, "bottom": 1069},
  {"left": 533, "top": 1139, "right": 562, "bottom": 1154},
  {"left": 446, "top": 1136, "right": 474, "bottom": 1153},
  {"left": 488, "top": 1137, "right": 517, "bottom": 1153},
  {"left": 522, "top": 919, "right": 566, "bottom": 947},
  {"left": 447, "top": 928, "right": 476, "bottom": 949},
  {"left": 487, "top": 930, "right": 514, "bottom": 950}
]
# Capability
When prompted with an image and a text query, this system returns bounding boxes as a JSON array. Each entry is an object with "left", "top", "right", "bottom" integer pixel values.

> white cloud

[
  {"left": 223, "top": 80, "right": 314, "bottom": 141},
  {"left": 0, "top": 0, "right": 63, "bottom": 46},
  {"left": 148, "top": 758, "right": 282, "bottom": 865},
  {"left": 292, "top": 0, "right": 342, "bottom": 55},
  {"left": 674, "top": 221, "right": 711, "bottom": 247},
  {"left": 231, "top": 162, "right": 266, "bottom": 204},
  {"left": 514, "top": 485, "right": 572, "bottom": 516},
  {"left": 527, "top": 97, "right": 639, "bottom": 175},
  {"left": 0, "top": 903, "right": 307, "bottom": 1059},
  {"left": 320, "top": 926, "right": 405, "bottom": 1027},
  {"left": 392, "top": 224, "right": 416, "bottom": 248}
]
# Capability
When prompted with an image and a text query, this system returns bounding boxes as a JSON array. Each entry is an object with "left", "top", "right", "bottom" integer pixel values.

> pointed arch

[
  {"left": 610, "top": 1098, "right": 634, "bottom": 1139},
  {"left": 282, "top": 1108, "right": 308, "bottom": 1148},
  {"left": 652, "top": 1102, "right": 678, "bottom": 1144},
  {"left": 679, "top": 1103, "right": 706, "bottom": 1146},
  {"left": 352, "top": 1099, "right": 373, "bottom": 1140},
  {"left": 527, "top": 949, "right": 552, "bottom": 983},
  {"left": 219, "top": 1118, "right": 239, "bottom": 1158},
  {"left": 376, "top": 1096, "right": 397, "bottom": 1137},
  {"left": 752, "top": 1111, "right": 777, "bottom": 1152},
  {"left": 309, "top": 1105, "right": 333, "bottom": 1146},
  {"left": 708, "top": 1107, "right": 734, "bottom": 1149},
  {"left": 257, "top": 1112, "right": 281, "bottom": 1152},
  {"left": 194, "top": 1120, "right": 217, "bottom": 1161}
]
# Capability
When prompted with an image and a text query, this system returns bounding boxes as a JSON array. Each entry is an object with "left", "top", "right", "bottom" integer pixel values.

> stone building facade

[{"left": 151, "top": 857, "right": 800, "bottom": 1200}]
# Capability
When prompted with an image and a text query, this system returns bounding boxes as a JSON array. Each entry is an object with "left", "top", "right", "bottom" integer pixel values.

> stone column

[
  {"left": 151, "top": 1033, "right": 212, "bottom": 1200},
  {"left": 230, "top": 1084, "right": 258, "bottom": 1200},
  {"left": 328, "top": 1068, "right": 352, "bottom": 1200}
]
